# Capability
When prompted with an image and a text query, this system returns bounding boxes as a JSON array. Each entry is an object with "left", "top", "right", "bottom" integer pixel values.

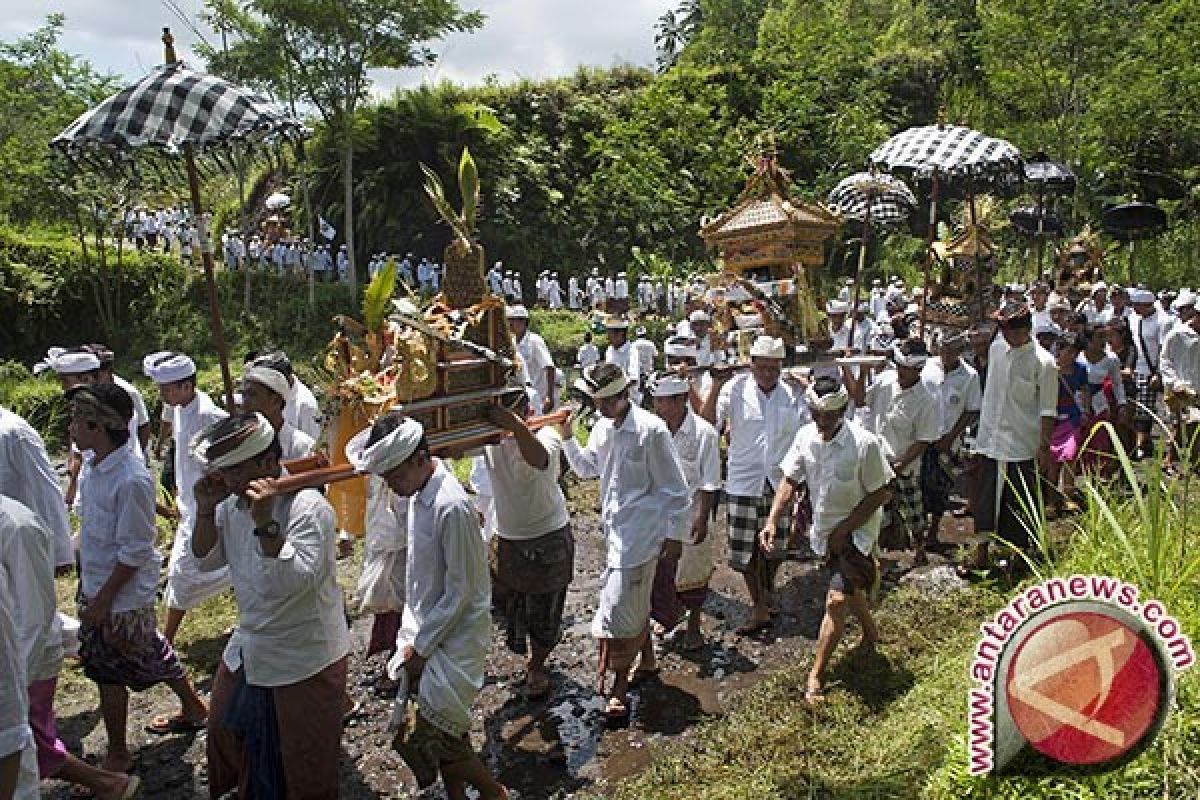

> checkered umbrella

[
  {"left": 828, "top": 172, "right": 917, "bottom": 228},
  {"left": 48, "top": 30, "right": 306, "bottom": 409},
  {"left": 869, "top": 123, "right": 1022, "bottom": 181}
]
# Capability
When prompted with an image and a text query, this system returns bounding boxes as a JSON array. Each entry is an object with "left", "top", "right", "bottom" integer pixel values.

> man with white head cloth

[
  {"left": 143, "top": 350, "right": 229, "bottom": 644},
  {"left": 507, "top": 305, "right": 557, "bottom": 413},
  {"left": 559, "top": 363, "right": 690, "bottom": 719},
  {"left": 347, "top": 413, "right": 507, "bottom": 799},
  {"left": 33, "top": 347, "right": 102, "bottom": 510},
  {"left": 239, "top": 358, "right": 315, "bottom": 460},
  {"left": 662, "top": 335, "right": 709, "bottom": 412},
  {"left": 761, "top": 375, "right": 894, "bottom": 703},
  {"left": 191, "top": 412, "right": 350, "bottom": 799},
  {"left": 647, "top": 372, "right": 722, "bottom": 651},
  {"left": 701, "top": 335, "right": 810, "bottom": 636},
  {"left": 602, "top": 316, "right": 643, "bottom": 405}
]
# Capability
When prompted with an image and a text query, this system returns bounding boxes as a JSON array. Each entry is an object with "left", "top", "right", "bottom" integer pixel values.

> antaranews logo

[{"left": 967, "top": 575, "right": 1194, "bottom": 775}]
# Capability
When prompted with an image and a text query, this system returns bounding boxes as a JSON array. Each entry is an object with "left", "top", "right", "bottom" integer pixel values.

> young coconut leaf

[
  {"left": 362, "top": 258, "right": 396, "bottom": 334},
  {"left": 459, "top": 146, "right": 479, "bottom": 235}
]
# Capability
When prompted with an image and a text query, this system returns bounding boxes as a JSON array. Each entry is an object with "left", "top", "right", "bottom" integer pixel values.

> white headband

[
  {"left": 192, "top": 413, "right": 276, "bottom": 469},
  {"left": 891, "top": 344, "right": 929, "bottom": 369},
  {"left": 806, "top": 384, "right": 850, "bottom": 412},
  {"left": 143, "top": 350, "right": 196, "bottom": 384},
  {"left": 345, "top": 417, "right": 425, "bottom": 475},
  {"left": 34, "top": 347, "right": 101, "bottom": 376},
  {"left": 242, "top": 365, "right": 291, "bottom": 400},
  {"left": 649, "top": 374, "right": 690, "bottom": 397}
]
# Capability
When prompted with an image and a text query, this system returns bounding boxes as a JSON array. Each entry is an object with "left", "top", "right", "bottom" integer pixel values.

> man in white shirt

[
  {"left": 648, "top": 373, "right": 722, "bottom": 651},
  {"left": 480, "top": 399, "right": 573, "bottom": 699},
  {"left": 1161, "top": 299, "right": 1200, "bottom": 464},
  {"left": 143, "top": 351, "right": 230, "bottom": 643},
  {"left": 68, "top": 384, "right": 207, "bottom": 774},
  {"left": 688, "top": 310, "right": 718, "bottom": 367},
  {"left": 32, "top": 347, "right": 102, "bottom": 510},
  {"left": 250, "top": 351, "right": 321, "bottom": 439},
  {"left": 853, "top": 340, "right": 941, "bottom": 554},
  {"left": 347, "top": 414, "right": 507, "bottom": 799},
  {"left": 1131, "top": 287, "right": 1173, "bottom": 458},
  {"left": 1076, "top": 282, "right": 1109, "bottom": 327},
  {"left": 560, "top": 363, "right": 689, "bottom": 719},
  {"left": 576, "top": 332, "right": 601, "bottom": 372},
  {"left": 762, "top": 376, "right": 894, "bottom": 703},
  {"left": 663, "top": 336, "right": 711, "bottom": 413},
  {"left": 239, "top": 361, "right": 316, "bottom": 460},
  {"left": 87, "top": 344, "right": 151, "bottom": 459},
  {"left": 0, "top": 543, "right": 32, "bottom": 800},
  {"left": 568, "top": 275, "right": 582, "bottom": 310},
  {"left": 190, "top": 413, "right": 350, "bottom": 798},
  {"left": 919, "top": 333, "right": 981, "bottom": 561},
  {"left": 488, "top": 262, "right": 504, "bottom": 295},
  {"left": 701, "top": 335, "right": 810, "bottom": 635},
  {"left": 547, "top": 273, "right": 564, "bottom": 309},
  {"left": 603, "top": 316, "right": 643, "bottom": 404},
  {"left": 1, "top": 496, "right": 137, "bottom": 799},
  {"left": 1030, "top": 282, "right": 1054, "bottom": 331},
  {"left": 1098, "top": 285, "right": 1134, "bottom": 326},
  {"left": 633, "top": 326, "right": 658, "bottom": 379},
  {"left": 507, "top": 305, "right": 558, "bottom": 412},
  {"left": 964, "top": 302, "right": 1058, "bottom": 573},
  {"left": 0, "top": 406, "right": 74, "bottom": 571}
]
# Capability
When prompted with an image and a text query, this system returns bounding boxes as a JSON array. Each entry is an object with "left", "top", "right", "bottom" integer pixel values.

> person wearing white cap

[
  {"left": 190, "top": 413, "right": 350, "bottom": 799},
  {"left": 687, "top": 310, "right": 718, "bottom": 367},
  {"left": 501, "top": 271, "right": 514, "bottom": 300},
  {"left": 1097, "top": 285, "right": 1134, "bottom": 326},
  {"left": 67, "top": 384, "right": 208, "bottom": 772},
  {"left": 919, "top": 332, "right": 981, "bottom": 560},
  {"left": 547, "top": 272, "right": 564, "bottom": 310},
  {"left": 559, "top": 363, "right": 689, "bottom": 719},
  {"left": 575, "top": 331, "right": 601, "bottom": 372},
  {"left": 239, "top": 360, "right": 315, "bottom": 460},
  {"left": 849, "top": 340, "right": 941, "bottom": 556},
  {"left": 1172, "top": 289, "right": 1197, "bottom": 327},
  {"left": 0, "top": 405, "right": 74, "bottom": 572},
  {"left": 487, "top": 262, "right": 503, "bottom": 296},
  {"left": 603, "top": 273, "right": 616, "bottom": 306},
  {"left": 507, "top": 305, "right": 557, "bottom": 413},
  {"left": 346, "top": 413, "right": 507, "bottom": 798},
  {"left": 602, "top": 316, "right": 644, "bottom": 404},
  {"left": 761, "top": 375, "right": 893, "bottom": 703},
  {"left": 700, "top": 335, "right": 809, "bottom": 635},
  {"left": 477, "top": 397, "right": 573, "bottom": 700},
  {"left": 143, "top": 350, "right": 230, "bottom": 644},
  {"left": 1076, "top": 281, "right": 1109, "bottom": 326},
  {"left": 567, "top": 274, "right": 582, "bottom": 310},
  {"left": 1130, "top": 288, "right": 1172, "bottom": 458},
  {"left": 647, "top": 372, "right": 721, "bottom": 651},
  {"left": 1161, "top": 297, "right": 1200, "bottom": 465},
  {"left": 34, "top": 347, "right": 102, "bottom": 510},
  {"left": 663, "top": 335, "right": 710, "bottom": 411},
  {"left": 86, "top": 344, "right": 152, "bottom": 461},
  {"left": 248, "top": 351, "right": 320, "bottom": 440}
]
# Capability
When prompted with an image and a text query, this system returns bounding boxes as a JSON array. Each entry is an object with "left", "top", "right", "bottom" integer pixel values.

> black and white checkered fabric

[
  {"left": 869, "top": 124, "right": 1021, "bottom": 180},
  {"left": 827, "top": 172, "right": 917, "bottom": 227},
  {"left": 52, "top": 62, "right": 303, "bottom": 158}
]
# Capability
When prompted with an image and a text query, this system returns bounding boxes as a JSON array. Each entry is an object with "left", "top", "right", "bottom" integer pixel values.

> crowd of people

[{"left": 2, "top": 268, "right": 1199, "bottom": 799}]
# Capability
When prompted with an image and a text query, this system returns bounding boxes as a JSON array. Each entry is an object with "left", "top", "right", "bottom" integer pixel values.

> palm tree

[{"left": 654, "top": 1, "right": 702, "bottom": 73}]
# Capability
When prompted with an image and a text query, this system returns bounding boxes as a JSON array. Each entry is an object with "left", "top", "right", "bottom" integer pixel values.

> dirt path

[{"left": 43, "top": 482, "right": 975, "bottom": 799}]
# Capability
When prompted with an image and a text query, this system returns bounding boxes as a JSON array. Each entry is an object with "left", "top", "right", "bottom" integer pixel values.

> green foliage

[
  {"left": 361, "top": 258, "right": 396, "bottom": 333},
  {"left": 0, "top": 360, "right": 68, "bottom": 451}
]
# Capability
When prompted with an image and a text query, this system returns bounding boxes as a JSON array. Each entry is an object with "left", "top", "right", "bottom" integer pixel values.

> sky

[{"left": 4, "top": 0, "right": 673, "bottom": 96}]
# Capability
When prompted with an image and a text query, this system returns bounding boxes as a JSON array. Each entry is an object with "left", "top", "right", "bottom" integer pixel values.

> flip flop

[
  {"left": 119, "top": 774, "right": 142, "bottom": 799},
  {"left": 735, "top": 618, "right": 772, "bottom": 637},
  {"left": 144, "top": 714, "right": 206, "bottom": 735},
  {"left": 604, "top": 695, "right": 629, "bottom": 720}
]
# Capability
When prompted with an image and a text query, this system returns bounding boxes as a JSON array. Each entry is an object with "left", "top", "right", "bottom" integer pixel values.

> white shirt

[
  {"left": 483, "top": 428, "right": 569, "bottom": 540},
  {"left": 667, "top": 411, "right": 722, "bottom": 536},
  {"left": 0, "top": 496, "right": 62, "bottom": 683},
  {"left": 200, "top": 488, "right": 350, "bottom": 687},
  {"left": 1132, "top": 310, "right": 1172, "bottom": 376},
  {"left": 0, "top": 560, "right": 34, "bottom": 797},
  {"left": 715, "top": 374, "right": 810, "bottom": 497},
  {"left": 863, "top": 371, "right": 941, "bottom": 476},
  {"left": 633, "top": 337, "right": 658, "bottom": 375},
  {"left": 576, "top": 343, "right": 601, "bottom": 369},
  {"left": 781, "top": 420, "right": 894, "bottom": 556},
  {"left": 170, "top": 390, "right": 228, "bottom": 526},
  {"left": 975, "top": 337, "right": 1059, "bottom": 462},
  {"left": 1079, "top": 351, "right": 1128, "bottom": 415},
  {"left": 1161, "top": 324, "right": 1200, "bottom": 406},
  {"left": 605, "top": 341, "right": 643, "bottom": 386},
  {"left": 391, "top": 462, "right": 491, "bottom": 737},
  {"left": 78, "top": 446, "right": 161, "bottom": 612},
  {"left": 516, "top": 331, "right": 556, "bottom": 409},
  {"left": 921, "top": 357, "right": 983, "bottom": 438},
  {"left": 0, "top": 406, "right": 73, "bottom": 567},
  {"left": 562, "top": 405, "right": 690, "bottom": 568},
  {"left": 113, "top": 373, "right": 150, "bottom": 461},
  {"left": 285, "top": 378, "right": 321, "bottom": 439},
  {"left": 278, "top": 422, "right": 316, "bottom": 461},
  {"left": 1097, "top": 304, "right": 1134, "bottom": 326}
]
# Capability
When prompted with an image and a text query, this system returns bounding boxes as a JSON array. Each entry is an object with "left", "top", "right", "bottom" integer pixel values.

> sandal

[{"left": 145, "top": 714, "right": 206, "bottom": 735}]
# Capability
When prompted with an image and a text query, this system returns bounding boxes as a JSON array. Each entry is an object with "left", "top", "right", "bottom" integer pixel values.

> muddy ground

[{"left": 43, "top": 479, "right": 975, "bottom": 799}]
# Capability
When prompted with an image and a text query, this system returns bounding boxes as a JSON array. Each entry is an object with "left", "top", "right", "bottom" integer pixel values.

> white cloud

[{"left": 5, "top": 0, "right": 672, "bottom": 92}]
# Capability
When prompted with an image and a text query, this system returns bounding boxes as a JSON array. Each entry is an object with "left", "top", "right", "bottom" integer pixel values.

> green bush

[{"left": 0, "top": 360, "right": 68, "bottom": 451}]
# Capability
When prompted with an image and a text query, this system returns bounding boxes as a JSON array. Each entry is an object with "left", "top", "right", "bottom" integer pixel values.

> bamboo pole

[{"left": 918, "top": 169, "right": 940, "bottom": 336}]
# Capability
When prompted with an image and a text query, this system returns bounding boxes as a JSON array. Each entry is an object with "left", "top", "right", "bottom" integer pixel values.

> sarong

[
  {"left": 971, "top": 457, "right": 1039, "bottom": 551},
  {"left": 882, "top": 472, "right": 924, "bottom": 548},
  {"left": 650, "top": 553, "right": 685, "bottom": 630},
  {"left": 1050, "top": 419, "right": 1083, "bottom": 463},
  {"left": 592, "top": 559, "right": 656, "bottom": 640},
  {"left": 26, "top": 678, "right": 68, "bottom": 778},
  {"left": 77, "top": 601, "right": 185, "bottom": 691},
  {"left": 163, "top": 520, "right": 231, "bottom": 611},
  {"left": 725, "top": 483, "right": 790, "bottom": 573},
  {"left": 919, "top": 447, "right": 955, "bottom": 516},
  {"left": 490, "top": 525, "right": 574, "bottom": 655}
]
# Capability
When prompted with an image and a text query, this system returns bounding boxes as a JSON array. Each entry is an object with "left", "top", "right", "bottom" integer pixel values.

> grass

[{"left": 599, "top": 433, "right": 1200, "bottom": 799}]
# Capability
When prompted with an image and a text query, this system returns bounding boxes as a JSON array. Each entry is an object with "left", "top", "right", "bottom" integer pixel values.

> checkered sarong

[
  {"left": 1134, "top": 373, "right": 1160, "bottom": 424},
  {"left": 884, "top": 472, "right": 925, "bottom": 532},
  {"left": 726, "top": 484, "right": 790, "bottom": 573}
]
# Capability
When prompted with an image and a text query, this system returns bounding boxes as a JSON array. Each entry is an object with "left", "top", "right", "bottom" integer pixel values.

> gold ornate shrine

[
  {"left": 699, "top": 154, "right": 840, "bottom": 340},
  {"left": 1054, "top": 226, "right": 1105, "bottom": 293}
]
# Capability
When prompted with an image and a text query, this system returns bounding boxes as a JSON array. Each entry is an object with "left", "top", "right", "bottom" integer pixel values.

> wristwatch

[{"left": 252, "top": 520, "right": 281, "bottom": 538}]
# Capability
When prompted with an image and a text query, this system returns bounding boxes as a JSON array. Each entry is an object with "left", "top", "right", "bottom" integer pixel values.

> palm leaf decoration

[
  {"left": 362, "top": 258, "right": 396, "bottom": 334},
  {"left": 421, "top": 147, "right": 480, "bottom": 244}
]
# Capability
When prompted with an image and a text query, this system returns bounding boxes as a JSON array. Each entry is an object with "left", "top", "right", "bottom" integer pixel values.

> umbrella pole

[
  {"left": 1129, "top": 240, "right": 1137, "bottom": 285},
  {"left": 183, "top": 143, "right": 237, "bottom": 410},
  {"left": 969, "top": 184, "right": 983, "bottom": 325},
  {"left": 847, "top": 204, "right": 871, "bottom": 350},
  {"left": 919, "top": 170, "right": 940, "bottom": 336}
]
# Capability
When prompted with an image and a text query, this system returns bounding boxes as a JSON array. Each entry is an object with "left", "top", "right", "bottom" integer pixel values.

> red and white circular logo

[{"left": 1006, "top": 610, "right": 1165, "bottom": 766}]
